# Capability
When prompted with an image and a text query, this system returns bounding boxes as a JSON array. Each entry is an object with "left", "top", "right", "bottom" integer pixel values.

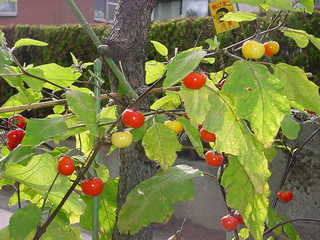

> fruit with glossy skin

[
  {"left": 182, "top": 72, "right": 206, "bottom": 89},
  {"left": 121, "top": 109, "right": 145, "bottom": 128},
  {"left": 220, "top": 215, "right": 239, "bottom": 231},
  {"left": 8, "top": 114, "right": 27, "bottom": 129},
  {"left": 242, "top": 40, "right": 265, "bottom": 59},
  {"left": 204, "top": 151, "right": 224, "bottom": 167},
  {"left": 164, "top": 120, "right": 184, "bottom": 134},
  {"left": 277, "top": 191, "right": 293, "bottom": 203},
  {"left": 264, "top": 41, "right": 280, "bottom": 57},
  {"left": 81, "top": 178, "right": 104, "bottom": 197},
  {"left": 57, "top": 156, "right": 75, "bottom": 176},
  {"left": 6, "top": 129, "right": 25, "bottom": 150},
  {"left": 111, "top": 131, "right": 133, "bottom": 148},
  {"left": 199, "top": 128, "right": 216, "bottom": 142},
  {"left": 234, "top": 211, "right": 244, "bottom": 225}
]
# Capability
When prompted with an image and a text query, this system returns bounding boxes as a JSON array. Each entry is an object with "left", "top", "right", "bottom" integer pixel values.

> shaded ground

[{"left": 0, "top": 188, "right": 225, "bottom": 240}]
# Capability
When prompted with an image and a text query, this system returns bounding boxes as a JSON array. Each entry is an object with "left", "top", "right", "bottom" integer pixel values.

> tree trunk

[{"left": 102, "top": 1, "right": 158, "bottom": 239}]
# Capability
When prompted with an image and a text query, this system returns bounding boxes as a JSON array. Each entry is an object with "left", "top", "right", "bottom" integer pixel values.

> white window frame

[
  {"left": 106, "top": 0, "right": 119, "bottom": 23},
  {"left": 0, "top": 0, "right": 18, "bottom": 17}
]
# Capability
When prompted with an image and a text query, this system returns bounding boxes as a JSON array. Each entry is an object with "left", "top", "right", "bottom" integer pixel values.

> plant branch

[
  {"left": 264, "top": 218, "right": 320, "bottom": 237},
  {"left": 0, "top": 94, "right": 113, "bottom": 114},
  {"left": 272, "top": 127, "right": 320, "bottom": 208},
  {"left": 33, "top": 140, "right": 103, "bottom": 240},
  {"left": 11, "top": 55, "right": 67, "bottom": 91},
  {"left": 41, "top": 173, "right": 60, "bottom": 211},
  {"left": 65, "top": 0, "right": 138, "bottom": 98},
  {"left": 15, "top": 182, "right": 21, "bottom": 209}
]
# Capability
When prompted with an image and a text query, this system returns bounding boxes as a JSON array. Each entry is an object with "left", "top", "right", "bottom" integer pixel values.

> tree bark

[{"left": 102, "top": 1, "right": 159, "bottom": 240}]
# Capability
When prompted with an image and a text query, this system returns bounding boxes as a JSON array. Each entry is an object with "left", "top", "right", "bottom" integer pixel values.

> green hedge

[{"left": 1, "top": 12, "right": 320, "bottom": 103}]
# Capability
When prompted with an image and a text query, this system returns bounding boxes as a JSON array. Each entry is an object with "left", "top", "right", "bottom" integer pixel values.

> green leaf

[
  {"left": 268, "top": 207, "right": 301, "bottom": 240},
  {"left": 203, "top": 82, "right": 270, "bottom": 193},
  {"left": 142, "top": 122, "right": 182, "bottom": 169},
  {"left": 9, "top": 204, "right": 41, "bottom": 240},
  {"left": 239, "top": 228, "right": 250, "bottom": 239},
  {"left": 201, "top": 57, "right": 215, "bottom": 64},
  {"left": 222, "top": 156, "right": 269, "bottom": 240},
  {"left": 273, "top": 63, "right": 320, "bottom": 114},
  {"left": 22, "top": 117, "right": 68, "bottom": 146},
  {"left": 145, "top": 60, "right": 166, "bottom": 84},
  {"left": 299, "top": 0, "right": 314, "bottom": 13},
  {"left": 76, "top": 130, "right": 94, "bottom": 157},
  {"left": 178, "top": 117, "right": 203, "bottom": 157},
  {"left": 0, "top": 88, "right": 42, "bottom": 118},
  {"left": 25, "top": 63, "right": 81, "bottom": 90},
  {"left": 180, "top": 85, "right": 212, "bottom": 126},
  {"left": 42, "top": 224, "right": 81, "bottom": 240},
  {"left": 221, "top": 12, "right": 257, "bottom": 22},
  {"left": 0, "top": 146, "right": 36, "bottom": 168},
  {"left": 163, "top": 50, "right": 206, "bottom": 87},
  {"left": 281, "top": 28, "right": 310, "bottom": 48},
  {"left": 13, "top": 38, "right": 48, "bottom": 48},
  {"left": 309, "top": 35, "right": 320, "bottom": 50},
  {"left": 150, "top": 40, "right": 168, "bottom": 57},
  {"left": 66, "top": 89, "right": 99, "bottom": 137},
  {"left": 4, "top": 154, "right": 85, "bottom": 215},
  {"left": 205, "top": 36, "right": 220, "bottom": 50},
  {"left": 223, "top": 61, "right": 290, "bottom": 147},
  {"left": 53, "top": 105, "right": 65, "bottom": 114},
  {"left": 118, "top": 165, "right": 202, "bottom": 234},
  {"left": 150, "top": 91, "right": 181, "bottom": 110},
  {"left": 281, "top": 115, "right": 301, "bottom": 140},
  {"left": 70, "top": 52, "right": 79, "bottom": 66},
  {"left": 80, "top": 179, "right": 118, "bottom": 239}
]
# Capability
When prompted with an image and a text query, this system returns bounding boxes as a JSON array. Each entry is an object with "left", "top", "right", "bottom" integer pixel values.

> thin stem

[
  {"left": 0, "top": 94, "right": 112, "bottom": 114},
  {"left": 33, "top": 141, "right": 103, "bottom": 240},
  {"left": 264, "top": 218, "right": 320, "bottom": 237},
  {"left": 0, "top": 73, "right": 23, "bottom": 77},
  {"left": 15, "top": 182, "right": 21, "bottom": 209},
  {"left": 11, "top": 55, "right": 67, "bottom": 91},
  {"left": 92, "top": 58, "right": 102, "bottom": 240},
  {"left": 41, "top": 173, "right": 60, "bottom": 211},
  {"left": 64, "top": 0, "right": 138, "bottom": 98},
  {"left": 272, "top": 127, "right": 320, "bottom": 208}
]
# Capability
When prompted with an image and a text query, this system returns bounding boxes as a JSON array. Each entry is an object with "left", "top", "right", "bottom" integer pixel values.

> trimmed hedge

[{"left": 1, "top": 12, "right": 320, "bottom": 103}]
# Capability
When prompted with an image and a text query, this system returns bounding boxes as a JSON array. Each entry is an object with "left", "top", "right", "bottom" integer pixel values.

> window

[
  {"left": 95, "top": 0, "right": 119, "bottom": 23},
  {"left": 182, "top": 0, "right": 208, "bottom": 17},
  {"left": 153, "top": 0, "right": 182, "bottom": 21},
  {"left": 106, "top": 0, "right": 119, "bottom": 22},
  {"left": 316, "top": 0, "right": 320, "bottom": 8},
  {"left": 0, "top": 0, "right": 17, "bottom": 17}
]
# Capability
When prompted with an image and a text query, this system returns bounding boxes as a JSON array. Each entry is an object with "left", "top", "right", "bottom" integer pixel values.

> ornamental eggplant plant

[{"left": 0, "top": 0, "right": 320, "bottom": 240}]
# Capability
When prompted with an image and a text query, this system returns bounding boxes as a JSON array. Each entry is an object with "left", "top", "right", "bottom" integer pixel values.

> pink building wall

[{"left": 0, "top": 0, "right": 95, "bottom": 26}]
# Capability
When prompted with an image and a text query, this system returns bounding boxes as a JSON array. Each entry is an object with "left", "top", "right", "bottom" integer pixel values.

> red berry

[
  {"left": 220, "top": 215, "right": 239, "bottom": 231},
  {"left": 8, "top": 114, "right": 27, "bottom": 129},
  {"left": 305, "top": 110, "right": 316, "bottom": 115},
  {"left": 200, "top": 128, "right": 216, "bottom": 142},
  {"left": 182, "top": 72, "right": 206, "bottom": 89},
  {"left": 277, "top": 191, "right": 293, "bottom": 203},
  {"left": 81, "top": 178, "right": 104, "bottom": 197},
  {"left": 205, "top": 151, "right": 224, "bottom": 167},
  {"left": 6, "top": 141, "right": 18, "bottom": 151},
  {"left": 234, "top": 211, "right": 244, "bottom": 225},
  {"left": 6, "top": 129, "right": 25, "bottom": 150},
  {"left": 121, "top": 109, "right": 145, "bottom": 128},
  {"left": 57, "top": 156, "right": 75, "bottom": 176}
]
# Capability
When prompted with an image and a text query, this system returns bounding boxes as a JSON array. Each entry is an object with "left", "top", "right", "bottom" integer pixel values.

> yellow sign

[{"left": 209, "top": 0, "right": 240, "bottom": 34}]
